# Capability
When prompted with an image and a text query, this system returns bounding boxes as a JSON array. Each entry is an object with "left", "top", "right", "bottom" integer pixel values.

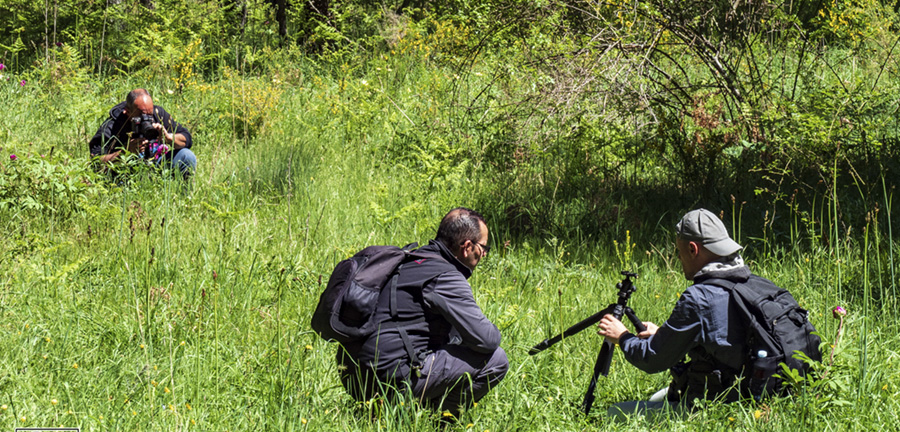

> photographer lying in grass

[{"left": 89, "top": 88, "right": 196, "bottom": 180}]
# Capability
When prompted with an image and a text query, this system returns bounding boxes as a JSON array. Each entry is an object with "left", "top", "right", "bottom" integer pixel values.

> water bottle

[{"left": 751, "top": 349, "right": 771, "bottom": 400}]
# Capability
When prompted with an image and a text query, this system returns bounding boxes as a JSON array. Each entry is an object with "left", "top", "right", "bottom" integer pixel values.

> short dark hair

[
  {"left": 436, "top": 207, "right": 486, "bottom": 250},
  {"left": 125, "top": 88, "right": 151, "bottom": 110}
]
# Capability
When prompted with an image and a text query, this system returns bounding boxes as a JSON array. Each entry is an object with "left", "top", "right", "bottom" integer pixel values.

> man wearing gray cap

[{"left": 597, "top": 208, "right": 756, "bottom": 418}]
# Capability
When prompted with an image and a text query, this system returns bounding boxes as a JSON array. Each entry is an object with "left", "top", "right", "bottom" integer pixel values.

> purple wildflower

[
  {"left": 19, "top": 80, "right": 25, "bottom": 86},
  {"left": 9, "top": 154, "right": 17, "bottom": 161},
  {"left": 832, "top": 306, "right": 847, "bottom": 319},
  {"left": 55, "top": 42, "right": 62, "bottom": 47},
  {"left": 0, "top": 63, "right": 4, "bottom": 71}
]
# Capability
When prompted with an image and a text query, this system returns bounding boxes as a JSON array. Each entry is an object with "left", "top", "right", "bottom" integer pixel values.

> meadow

[{"left": 2, "top": 2, "right": 900, "bottom": 430}]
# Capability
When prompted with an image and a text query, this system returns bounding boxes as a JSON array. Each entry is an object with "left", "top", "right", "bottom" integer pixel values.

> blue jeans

[{"left": 158, "top": 148, "right": 197, "bottom": 178}]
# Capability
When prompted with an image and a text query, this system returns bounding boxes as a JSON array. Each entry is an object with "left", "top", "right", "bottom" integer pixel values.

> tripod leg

[
  {"left": 624, "top": 307, "right": 647, "bottom": 333},
  {"left": 529, "top": 305, "right": 615, "bottom": 355},
  {"left": 581, "top": 340, "right": 614, "bottom": 415}
]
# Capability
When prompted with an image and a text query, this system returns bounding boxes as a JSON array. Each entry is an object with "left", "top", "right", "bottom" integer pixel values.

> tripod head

[{"left": 615, "top": 271, "right": 638, "bottom": 303}]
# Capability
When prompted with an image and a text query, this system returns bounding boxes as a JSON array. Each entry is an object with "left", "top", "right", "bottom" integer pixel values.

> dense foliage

[{"left": 4, "top": 1, "right": 900, "bottom": 241}]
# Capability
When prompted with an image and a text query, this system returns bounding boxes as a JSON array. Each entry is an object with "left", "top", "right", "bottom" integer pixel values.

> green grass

[{"left": 1, "top": 53, "right": 899, "bottom": 432}]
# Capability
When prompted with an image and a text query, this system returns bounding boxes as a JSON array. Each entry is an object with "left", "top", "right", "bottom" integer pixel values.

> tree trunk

[{"left": 276, "top": 0, "right": 287, "bottom": 39}]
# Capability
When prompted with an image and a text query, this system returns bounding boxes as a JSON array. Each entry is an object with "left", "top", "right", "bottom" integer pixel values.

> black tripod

[{"left": 529, "top": 271, "right": 646, "bottom": 415}]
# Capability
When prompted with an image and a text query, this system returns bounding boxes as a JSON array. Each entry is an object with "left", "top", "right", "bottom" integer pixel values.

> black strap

[
  {"left": 700, "top": 277, "right": 739, "bottom": 291},
  {"left": 388, "top": 249, "right": 443, "bottom": 320},
  {"left": 384, "top": 245, "right": 445, "bottom": 372},
  {"left": 380, "top": 318, "right": 427, "bottom": 370},
  {"left": 397, "top": 326, "right": 422, "bottom": 370},
  {"left": 389, "top": 273, "right": 400, "bottom": 319}
]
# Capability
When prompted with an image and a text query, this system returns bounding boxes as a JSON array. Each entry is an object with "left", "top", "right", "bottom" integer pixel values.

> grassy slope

[{"left": 0, "top": 54, "right": 898, "bottom": 432}]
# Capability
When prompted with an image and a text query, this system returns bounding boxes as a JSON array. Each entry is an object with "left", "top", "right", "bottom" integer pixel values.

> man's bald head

[{"left": 125, "top": 89, "right": 154, "bottom": 116}]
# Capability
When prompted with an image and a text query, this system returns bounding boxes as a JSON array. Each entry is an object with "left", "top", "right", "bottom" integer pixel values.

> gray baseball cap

[{"left": 675, "top": 209, "right": 743, "bottom": 257}]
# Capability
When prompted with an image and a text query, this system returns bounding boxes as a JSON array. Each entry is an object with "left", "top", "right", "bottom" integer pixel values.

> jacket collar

[
  {"left": 427, "top": 239, "right": 472, "bottom": 279},
  {"left": 693, "top": 264, "right": 752, "bottom": 284},
  {"left": 110, "top": 101, "right": 127, "bottom": 119}
]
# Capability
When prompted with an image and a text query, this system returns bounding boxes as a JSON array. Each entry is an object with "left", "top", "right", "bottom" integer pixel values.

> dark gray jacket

[
  {"left": 618, "top": 266, "right": 751, "bottom": 375},
  {"left": 353, "top": 239, "right": 501, "bottom": 379}
]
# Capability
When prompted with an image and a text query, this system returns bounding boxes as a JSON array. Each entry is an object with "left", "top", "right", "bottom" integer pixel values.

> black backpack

[
  {"left": 706, "top": 276, "right": 822, "bottom": 398},
  {"left": 311, "top": 243, "right": 436, "bottom": 346}
]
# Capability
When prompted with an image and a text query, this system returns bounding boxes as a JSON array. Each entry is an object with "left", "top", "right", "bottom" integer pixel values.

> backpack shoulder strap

[
  {"left": 700, "top": 276, "right": 779, "bottom": 344},
  {"left": 387, "top": 245, "right": 443, "bottom": 319},
  {"left": 384, "top": 246, "right": 450, "bottom": 371},
  {"left": 699, "top": 276, "right": 778, "bottom": 305}
]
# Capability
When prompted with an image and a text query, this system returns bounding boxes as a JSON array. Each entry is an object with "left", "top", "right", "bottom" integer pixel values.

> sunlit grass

[{"left": 0, "top": 52, "right": 898, "bottom": 431}]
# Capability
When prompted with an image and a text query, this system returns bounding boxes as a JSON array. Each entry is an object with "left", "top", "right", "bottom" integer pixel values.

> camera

[{"left": 130, "top": 113, "right": 159, "bottom": 141}]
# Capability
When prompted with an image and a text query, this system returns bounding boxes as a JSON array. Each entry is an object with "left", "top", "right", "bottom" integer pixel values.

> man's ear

[
  {"left": 459, "top": 239, "right": 471, "bottom": 258},
  {"left": 688, "top": 241, "right": 700, "bottom": 256}
]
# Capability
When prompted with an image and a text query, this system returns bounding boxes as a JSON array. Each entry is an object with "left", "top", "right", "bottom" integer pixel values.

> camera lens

[{"left": 139, "top": 114, "right": 158, "bottom": 140}]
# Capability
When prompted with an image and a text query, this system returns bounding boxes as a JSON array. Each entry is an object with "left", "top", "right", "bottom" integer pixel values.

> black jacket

[
  {"left": 353, "top": 240, "right": 502, "bottom": 379},
  {"left": 88, "top": 102, "right": 192, "bottom": 157}
]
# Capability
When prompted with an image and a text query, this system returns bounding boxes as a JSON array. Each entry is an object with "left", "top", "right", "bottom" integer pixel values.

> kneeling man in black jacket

[{"left": 339, "top": 207, "right": 509, "bottom": 417}]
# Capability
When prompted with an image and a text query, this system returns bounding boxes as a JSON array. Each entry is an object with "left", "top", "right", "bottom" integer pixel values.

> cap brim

[{"left": 704, "top": 238, "right": 743, "bottom": 257}]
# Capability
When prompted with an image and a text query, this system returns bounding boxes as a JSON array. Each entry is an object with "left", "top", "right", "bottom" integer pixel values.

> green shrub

[{"left": 0, "top": 152, "right": 108, "bottom": 220}]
